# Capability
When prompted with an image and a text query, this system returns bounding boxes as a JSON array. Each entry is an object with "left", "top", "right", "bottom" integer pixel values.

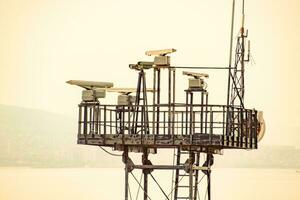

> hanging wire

[
  {"left": 130, "top": 172, "right": 152, "bottom": 200},
  {"left": 165, "top": 175, "right": 185, "bottom": 200},
  {"left": 135, "top": 173, "right": 143, "bottom": 200},
  {"left": 204, "top": 185, "right": 208, "bottom": 200},
  {"left": 197, "top": 188, "right": 201, "bottom": 200},
  {"left": 250, "top": 53, "right": 256, "bottom": 65},
  {"left": 197, "top": 174, "right": 206, "bottom": 185},
  {"left": 150, "top": 173, "right": 170, "bottom": 200},
  {"left": 99, "top": 146, "right": 122, "bottom": 156},
  {"left": 128, "top": 183, "right": 133, "bottom": 200},
  {"left": 196, "top": 174, "right": 208, "bottom": 200},
  {"left": 170, "top": 66, "right": 231, "bottom": 70},
  {"left": 226, "top": 0, "right": 236, "bottom": 107},
  {"left": 170, "top": 148, "right": 176, "bottom": 200},
  {"left": 242, "top": 0, "right": 245, "bottom": 15}
]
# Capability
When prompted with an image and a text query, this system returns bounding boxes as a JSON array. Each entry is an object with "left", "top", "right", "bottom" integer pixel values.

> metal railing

[{"left": 78, "top": 102, "right": 258, "bottom": 145}]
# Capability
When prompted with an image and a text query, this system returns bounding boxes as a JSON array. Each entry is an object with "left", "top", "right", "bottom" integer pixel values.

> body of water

[{"left": 0, "top": 168, "right": 299, "bottom": 200}]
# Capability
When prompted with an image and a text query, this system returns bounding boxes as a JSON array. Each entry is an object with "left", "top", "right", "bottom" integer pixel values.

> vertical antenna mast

[
  {"left": 229, "top": 0, "right": 250, "bottom": 108},
  {"left": 226, "top": 0, "right": 236, "bottom": 107}
]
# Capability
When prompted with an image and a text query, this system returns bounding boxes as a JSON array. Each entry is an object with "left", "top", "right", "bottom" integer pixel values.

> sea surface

[{"left": 0, "top": 168, "right": 299, "bottom": 200}]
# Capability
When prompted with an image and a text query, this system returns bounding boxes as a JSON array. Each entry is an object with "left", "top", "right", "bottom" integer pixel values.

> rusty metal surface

[{"left": 77, "top": 102, "right": 258, "bottom": 152}]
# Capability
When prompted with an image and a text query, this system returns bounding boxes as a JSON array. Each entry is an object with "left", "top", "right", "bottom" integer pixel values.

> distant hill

[
  {"left": 0, "top": 104, "right": 121, "bottom": 167},
  {"left": 215, "top": 145, "right": 300, "bottom": 168},
  {"left": 0, "top": 104, "right": 299, "bottom": 168}
]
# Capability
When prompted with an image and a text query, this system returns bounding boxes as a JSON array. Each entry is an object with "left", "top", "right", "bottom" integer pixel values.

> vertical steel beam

[
  {"left": 104, "top": 105, "right": 107, "bottom": 144},
  {"left": 200, "top": 92, "right": 204, "bottom": 133},
  {"left": 143, "top": 149, "right": 149, "bottom": 200},
  {"left": 156, "top": 69, "right": 161, "bottom": 135},
  {"left": 193, "top": 152, "right": 200, "bottom": 200},
  {"left": 185, "top": 91, "right": 189, "bottom": 135},
  {"left": 189, "top": 151, "right": 194, "bottom": 200},
  {"left": 189, "top": 93, "right": 194, "bottom": 142},
  {"left": 205, "top": 93, "right": 209, "bottom": 135},
  {"left": 207, "top": 153, "right": 212, "bottom": 200},
  {"left": 168, "top": 67, "right": 171, "bottom": 135},
  {"left": 78, "top": 106, "right": 82, "bottom": 135},
  {"left": 124, "top": 149, "right": 129, "bottom": 200},
  {"left": 173, "top": 147, "right": 180, "bottom": 200},
  {"left": 207, "top": 169, "right": 211, "bottom": 200},
  {"left": 82, "top": 105, "right": 88, "bottom": 144},
  {"left": 172, "top": 69, "right": 176, "bottom": 142},
  {"left": 153, "top": 68, "right": 156, "bottom": 135}
]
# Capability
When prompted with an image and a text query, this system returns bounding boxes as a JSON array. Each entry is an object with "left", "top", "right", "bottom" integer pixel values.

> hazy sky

[{"left": 0, "top": 0, "right": 299, "bottom": 146}]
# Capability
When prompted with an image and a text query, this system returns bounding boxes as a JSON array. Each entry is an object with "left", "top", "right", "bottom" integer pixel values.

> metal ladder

[{"left": 173, "top": 148, "right": 201, "bottom": 200}]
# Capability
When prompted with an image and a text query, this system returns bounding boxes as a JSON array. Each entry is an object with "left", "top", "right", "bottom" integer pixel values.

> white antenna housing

[
  {"left": 66, "top": 80, "right": 113, "bottom": 90},
  {"left": 183, "top": 71, "right": 209, "bottom": 89},
  {"left": 145, "top": 48, "right": 177, "bottom": 67}
]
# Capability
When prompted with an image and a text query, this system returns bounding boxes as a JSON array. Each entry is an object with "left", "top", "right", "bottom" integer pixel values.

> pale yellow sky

[{"left": 0, "top": 0, "right": 299, "bottom": 146}]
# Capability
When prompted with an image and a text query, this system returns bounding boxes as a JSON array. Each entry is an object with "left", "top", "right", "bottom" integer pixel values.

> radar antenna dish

[
  {"left": 145, "top": 48, "right": 176, "bottom": 56},
  {"left": 66, "top": 80, "right": 113, "bottom": 90},
  {"left": 183, "top": 71, "right": 209, "bottom": 79}
]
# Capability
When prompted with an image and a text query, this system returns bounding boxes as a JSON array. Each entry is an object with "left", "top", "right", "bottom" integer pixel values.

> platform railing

[{"left": 78, "top": 102, "right": 258, "bottom": 148}]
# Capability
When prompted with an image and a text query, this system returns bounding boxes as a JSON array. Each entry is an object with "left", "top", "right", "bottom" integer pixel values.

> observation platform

[{"left": 77, "top": 102, "right": 258, "bottom": 153}]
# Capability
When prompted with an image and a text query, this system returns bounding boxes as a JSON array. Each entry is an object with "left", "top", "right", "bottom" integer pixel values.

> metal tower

[
  {"left": 229, "top": 0, "right": 250, "bottom": 108},
  {"left": 67, "top": 1, "right": 266, "bottom": 200}
]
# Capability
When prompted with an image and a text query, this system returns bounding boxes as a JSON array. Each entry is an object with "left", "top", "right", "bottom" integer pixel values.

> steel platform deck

[{"left": 77, "top": 102, "right": 258, "bottom": 153}]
